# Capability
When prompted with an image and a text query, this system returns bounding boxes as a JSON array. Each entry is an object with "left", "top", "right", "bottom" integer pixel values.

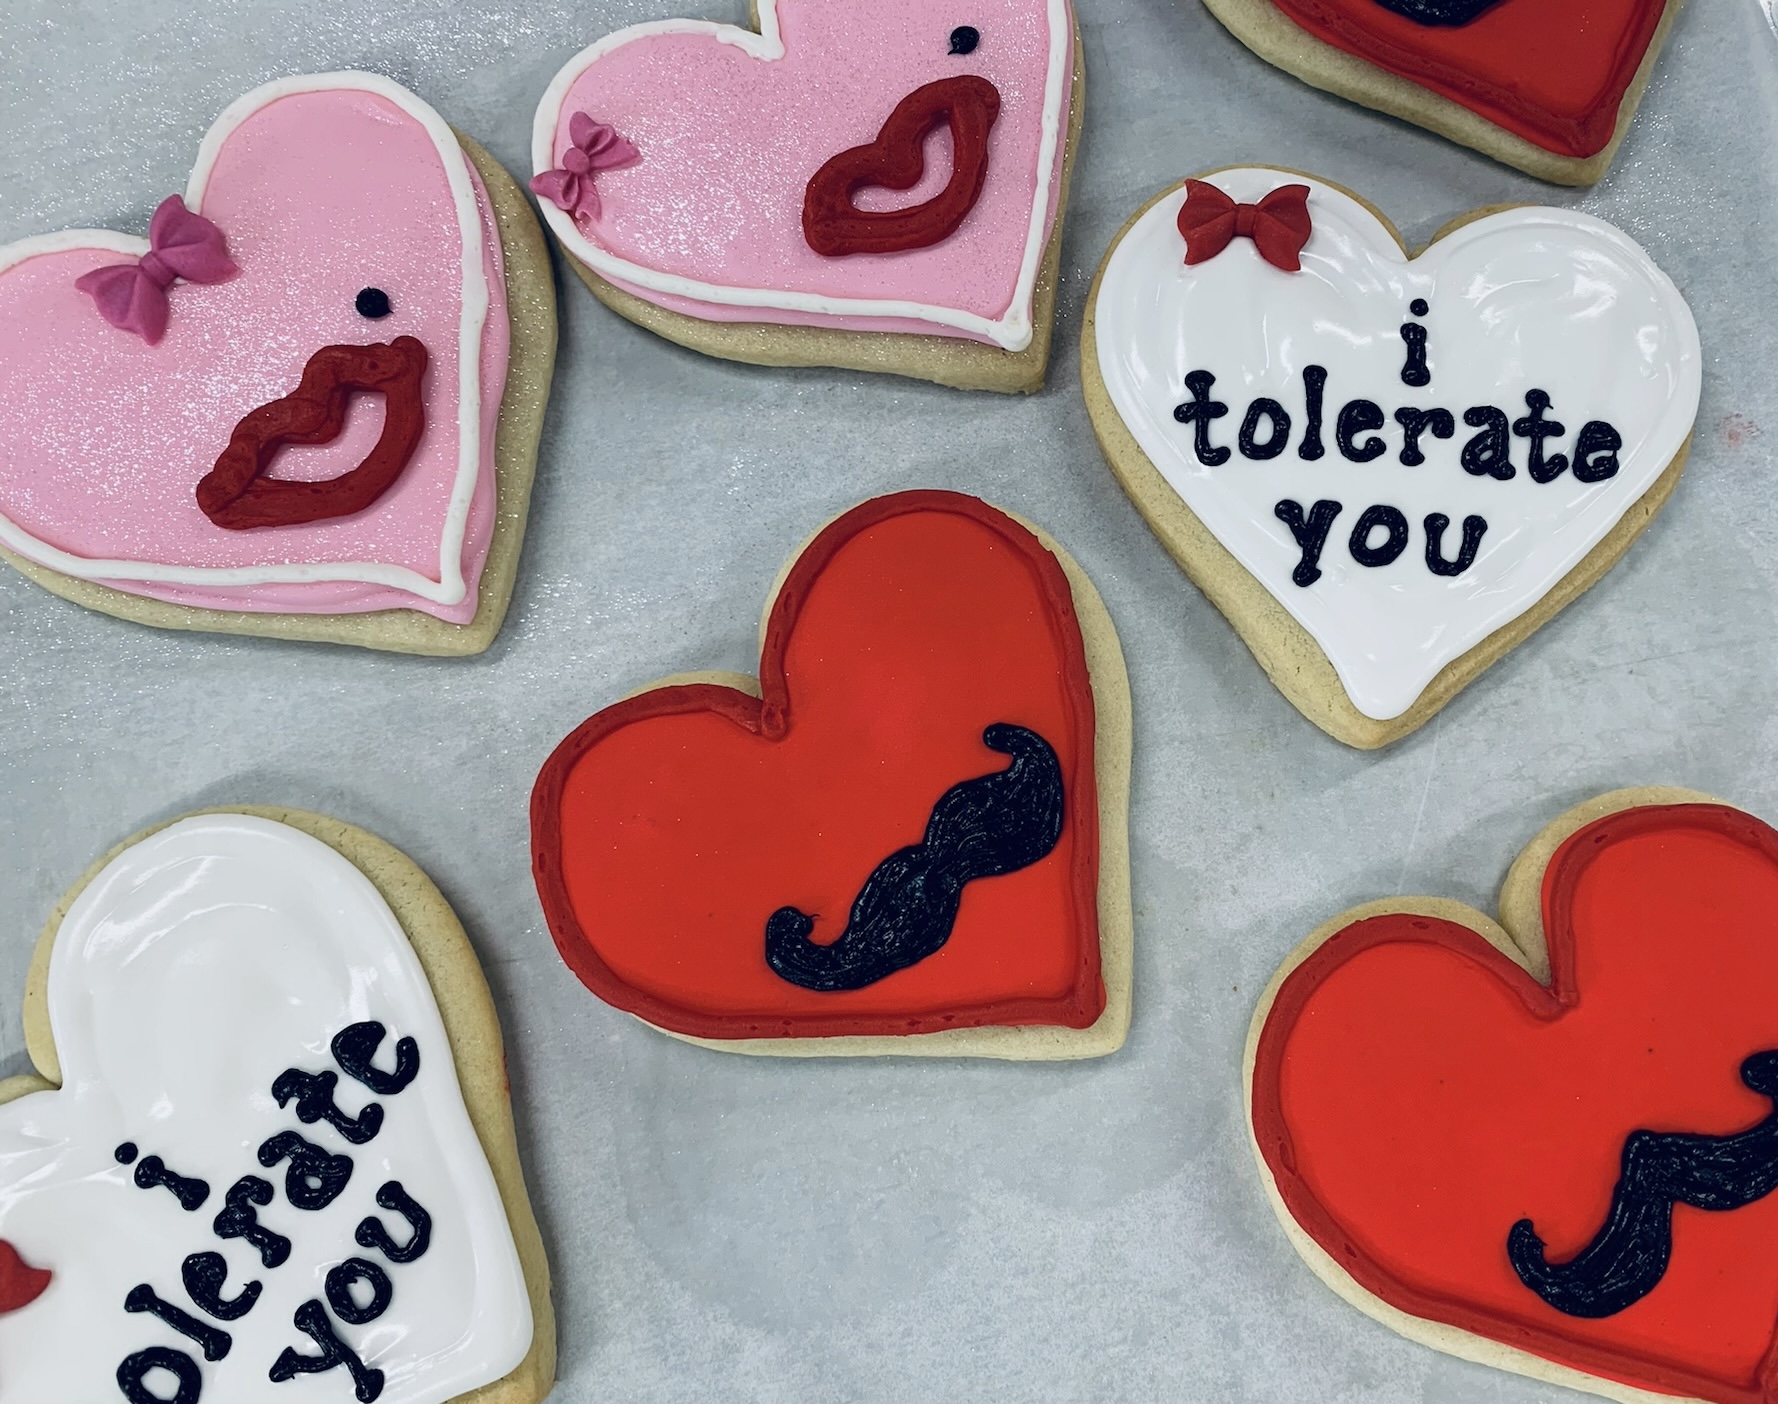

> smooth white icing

[
  {"left": 0, "top": 814, "right": 531, "bottom": 1402},
  {"left": 1092, "top": 169, "right": 1701, "bottom": 720},
  {"left": 0, "top": 72, "right": 491, "bottom": 606},
  {"left": 529, "top": 0, "right": 1070, "bottom": 351}
]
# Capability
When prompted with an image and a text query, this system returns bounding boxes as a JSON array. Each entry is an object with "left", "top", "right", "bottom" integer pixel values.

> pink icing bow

[
  {"left": 530, "top": 113, "right": 639, "bottom": 223},
  {"left": 74, "top": 195, "right": 236, "bottom": 345}
]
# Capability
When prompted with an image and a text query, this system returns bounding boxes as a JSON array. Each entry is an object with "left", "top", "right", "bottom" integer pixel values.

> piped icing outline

[
  {"left": 529, "top": 0, "right": 1071, "bottom": 352},
  {"left": 0, "top": 72, "right": 491, "bottom": 607},
  {"left": 1089, "top": 168, "right": 1701, "bottom": 723},
  {"left": 1264, "top": 0, "right": 1671, "bottom": 160},
  {"left": 529, "top": 489, "right": 1105, "bottom": 1041},
  {"left": 1248, "top": 801, "right": 1778, "bottom": 1404},
  {"left": 0, "top": 811, "right": 534, "bottom": 1401}
]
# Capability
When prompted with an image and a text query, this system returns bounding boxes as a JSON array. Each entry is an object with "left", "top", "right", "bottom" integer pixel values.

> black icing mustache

[
  {"left": 1508, "top": 1049, "right": 1778, "bottom": 1318},
  {"left": 764, "top": 723, "right": 1065, "bottom": 992}
]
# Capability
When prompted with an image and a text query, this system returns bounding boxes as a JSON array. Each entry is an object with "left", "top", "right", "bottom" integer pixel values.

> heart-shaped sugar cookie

[
  {"left": 0, "top": 73, "right": 556, "bottom": 654},
  {"left": 531, "top": 0, "right": 1079, "bottom": 391},
  {"left": 0, "top": 809, "right": 553, "bottom": 1403},
  {"left": 1083, "top": 168, "right": 1700, "bottom": 748},
  {"left": 530, "top": 491, "right": 1131, "bottom": 1057},
  {"left": 1201, "top": 0, "right": 1682, "bottom": 184},
  {"left": 1247, "top": 790, "right": 1778, "bottom": 1404}
]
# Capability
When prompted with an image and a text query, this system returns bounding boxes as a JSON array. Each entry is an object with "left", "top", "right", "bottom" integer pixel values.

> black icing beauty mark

[
  {"left": 332, "top": 1020, "right": 421, "bottom": 1096},
  {"left": 355, "top": 287, "right": 392, "bottom": 319},
  {"left": 1373, "top": 0, "right": 1505, "bottom": 23},
  {"left": 1508, "top": 1050, "right": 1778, "bottom": 1318},
  {"left": 948, "top": 24, "right": 980, "bottom": 54},
  {"left": 765, "top": 724, "right": 1065, "bottom": 992},
  {"left": 356, "top": 1180, "right": 432, "bottom": 1264},
  {"left": 272, "top": 1066, "right": 384, "bottom": 1145},
  {"left": 257, "top": 1130, "right": 353, "bottom": 1211},
  {"left": 213, "top": 1175, "right": 292, "bottom": 1269},
  {"left": 270, "top": 1299, "right": 386, "bottom": 1402}
]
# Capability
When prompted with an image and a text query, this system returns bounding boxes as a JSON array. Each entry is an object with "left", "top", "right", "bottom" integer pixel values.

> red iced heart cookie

[
  {"left": 1249, "top": 794, "right": 1778, "bottom": 1403},
  {"left": 530, "top": 491, "right": 1131, "bottom": 1056},
  {"left": 1204, "top": 0, "right": 1680, "bottom": 183}
]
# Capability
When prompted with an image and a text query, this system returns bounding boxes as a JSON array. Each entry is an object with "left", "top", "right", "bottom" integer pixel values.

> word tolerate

[
  {"left": 114, "top": 1022, "right": 432, "bottom": 1404},
  {"left": 1171, "top": 317, "right": 1626, "bottom": 584}
]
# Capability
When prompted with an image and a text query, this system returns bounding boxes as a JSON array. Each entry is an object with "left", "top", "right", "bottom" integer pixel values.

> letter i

[{"left": 1399, "top": 298, "right": 1430, "bottom": 388}]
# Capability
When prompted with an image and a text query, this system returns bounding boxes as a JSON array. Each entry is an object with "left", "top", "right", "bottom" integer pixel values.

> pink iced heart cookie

[
  {"left": 531, "top": 0, "right": 1080, "bottom": 393},
  {"left": 0, "top": 73, "right": 556, "bottom": 654}
]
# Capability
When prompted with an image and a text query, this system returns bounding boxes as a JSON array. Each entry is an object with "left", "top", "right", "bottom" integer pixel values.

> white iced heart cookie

[
  {"left": 0, "top": 810, "right": 553, "bottom": 1404},
  {"left": 1083, "top": 168, "right": 1700, "bottom": 748}
]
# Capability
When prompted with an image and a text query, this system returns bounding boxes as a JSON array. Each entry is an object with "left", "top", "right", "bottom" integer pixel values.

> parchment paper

[{"left": 1, "top": 1, "right": 1772, "bottom": 1398}]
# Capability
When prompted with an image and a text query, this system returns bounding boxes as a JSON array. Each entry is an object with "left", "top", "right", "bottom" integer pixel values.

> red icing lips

[
  {"left": 530, "top": 491, "right": 1104, "bottom": 1040},
  {"left": 195, "top": 336, "right": 429, "bottom": 530},
  {"left": 802, "top": 76, "right": 1002, "bottom": 257},
  {"left": 1267, "top": 0, "right": 1670, "bottom": 158},
  {"left": 1251, "top": 803, "right": 1778, "bottom": 1402}
]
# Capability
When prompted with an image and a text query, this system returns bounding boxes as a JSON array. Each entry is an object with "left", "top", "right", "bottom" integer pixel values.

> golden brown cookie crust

[
  {"left": 1242, "top": 786, "right": 1723, "bottom": 1404},
  {"left": 18, "top": 806, "right": 556, "bottom": 1404},
  {"left": 1081, "top": 167, "right": 1690, "bottom": 750},
  {"left": 2, "top": 133, "right": 558, "bottom": 656}
]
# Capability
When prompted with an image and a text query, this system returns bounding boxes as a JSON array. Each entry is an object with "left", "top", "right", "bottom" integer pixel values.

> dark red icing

[
  {"left": 530, "top": 490, "right": 1104, "bottom": 1041},
  {"left": 1267, "top": 0, "right": 1671, "bottom": 158},
  {"left": 1176, "top": 180, "right": 1312, "bottom": 272},
  {"left": 1251, "top": 803, "right": 1778, "bottom": 1403},
  {"left": 802, "top": 76, "right": 1001, "bottom": 257},
  {"left": 195, "top": 337, "right": 428, "bottom": 530},
  {"left": 0, "top": 1240, "right": 50, "bottom": 1315}
]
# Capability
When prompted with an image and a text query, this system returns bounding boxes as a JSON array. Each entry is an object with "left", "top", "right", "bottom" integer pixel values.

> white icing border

[
  {"left": 1092, "top": 172, "right": 1703, "bottom": 721},
  {"left": 530, "top": 0, "right": 1070, "bottom": 351},
  {"left": 0, "top": 71, "right": 490, "bottom": 606}
]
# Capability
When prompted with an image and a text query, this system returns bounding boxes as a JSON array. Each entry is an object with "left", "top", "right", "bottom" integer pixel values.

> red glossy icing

[
  {"left": 1176, "top": 180, "right": 1312, "bottom": 272},
  {"left": 802, "top": 76, "right": 1001, "bottom": 257},
  {"left": 1252, "top": 804, "right": 1778, "bottom": 1402},
  {"left": 530, "top": 490, "right": 1103, "bottom": 1040},
  {"left": 1266, "top": 0, "right": 1670, "bottom": 159},
  {"left": 0, "top": 1240, "right": 50, "bottom": 1315},
  {"left": 196, "top": 337, "right": 429, "bottom": 530}
]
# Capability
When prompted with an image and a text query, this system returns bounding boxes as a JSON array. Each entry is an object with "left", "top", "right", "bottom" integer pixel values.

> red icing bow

[
  {"left": 1176, "top": 180, "right": 1313, "bottom": 273},
  {"left": 74, "top": 195, "right": 235, "bottom": 345},
  {"left": 0, "top": 1240, "right": 50, "bottom": 1315},
  {"left": 530, "top": 113, "right": 640, "bottom": 224}
]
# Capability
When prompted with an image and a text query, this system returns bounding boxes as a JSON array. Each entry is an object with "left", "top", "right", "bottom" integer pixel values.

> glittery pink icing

[
  {"left": 546, "top": 0, "right": 1071, "bottom": 340},
  {"left": 0, "top": 85, "right": 509, "bottom": 621}
]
